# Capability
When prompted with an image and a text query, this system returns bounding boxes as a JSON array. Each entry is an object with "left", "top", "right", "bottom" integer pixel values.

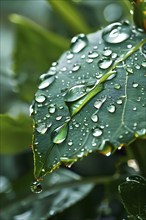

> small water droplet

[
  {"left": 48, "top": 104, "right": 56, "bottom": 114},
  {"left": 102, "top": 21, "right": 131, "bottom": 44},
  {"left": 98, "top": 58, "right": 113, "bottom": 69},
  {"left": 38, "top": 76, "right": 55, "bottom": 89},
  {"left": 92, "top": 127, "right": 103, "bottom": 137},
  {"left": 71, "top": 34, "right": 88, "bottom": 53},
  {"left": 135, "top": 64, "right": 140, "bottom": 70},
  {"left": 51, "top": 121, "right": 69, "bottom": 144},
  {"left": 56, "top": 116, "right": 62, "bottom": 121},
  {"left": 36, "top": 123, "right": 48, "bottom": 134},
  {"left": 31, "top": 181, "right": 42, "bottom": 193},
  {"left": 107, "top": 104, "right": 116, "bottom": 113},
  {"left": 133, "top": 107, "right": 137, "bottom": 111},
  {"left": 114, "top": 84, "right": 121, "bottom": 89},
  {"left": 132, "top": 82, "right": 139, "bottom": 88},
  {"left": 91, "top": 114, "right": 99, "bottom": 122},
  {"left": 68, "top": 141, "right": 73, "bottom": 146},
  {"left": 66, "top": 52, "right": 74, "bottom": 60},
  {"left": 116, "top": 99, "right": 123, "bottom": 105},
  {"left": 142, "top": 61, "right": 146, "bottom": 68},
  {"left": 103, "top": 49, "right": 112, "bottom": 57},
  {"left": 127, "top": 44, "right": 132, "bottom": 49},
  {"left": 72, "top": 63, "right": 81, "bottom": 72},
  {"left": 35, "top": 95, "right": 46, "bottom": 103},
  {"left": 88, "top": 51, "right": 98, "bottom": 58},
  {"left": 126, "top": 67, "right": 133, "bottom": 74},
  {"left": 135, "top": 128, "right": 146, "bottom": 137}
]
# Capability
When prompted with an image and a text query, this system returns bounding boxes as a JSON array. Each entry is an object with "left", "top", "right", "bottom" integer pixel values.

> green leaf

[
  {"left": 31, "top": 21, "right": 146, "bottom": 179},
  {"left": 0, "top": 114, "right": 32, "bottom": 154},
  {"left": 118, "top": 175, "right": 146, "bottom": 219},
  {"left": 48, "top": 0, "right": 91, "bottom": 34},
  {"left": 10, "top": 14, "right": 69, "bottom": 102},
  {"left": 0, "top": 169, "right": 93, "bottom": 220}
]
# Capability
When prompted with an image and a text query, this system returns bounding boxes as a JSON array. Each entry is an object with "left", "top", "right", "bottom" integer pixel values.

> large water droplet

[
  {"left": 107, "top": 104, "right": 116, "bottom": 113},
  {"left": 36, "top": 123, "right": 48, "bottom": 134},
  {"left": 98, "top": 58, "right": 113, "bottom": 69},
  {"left": 94, "top": 96, "right": 107, "bottom": 109},
  {"left": 38, "top": 76, "right": 55, "bottom": 89},
  {"left": 51, "top": 121, "right": 69, "bottom": 144},
  {"left": 35, "top": 94, "right": 46, "bottom": 103},
  {"left": 92, "top": 127, "right": 103, "bottom": 137},
  {"left": 64, "top": 84, "right": 87, "bottom": 102},
  {"left": 71, "top": 34, "right": 88, "bottom": 53},
  {"left": 102, "top": 21, "right": 131, "bottom": 44},
  {"left": 31, "top": 181, "right": 42, "bottom": 193}
]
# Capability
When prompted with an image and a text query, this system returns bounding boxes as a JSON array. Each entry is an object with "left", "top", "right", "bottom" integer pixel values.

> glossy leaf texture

[
  {"left": 118, "top": 175, "right": 146, "bottom": 219},
  {"left": 0, "top": 169, "right": 93, "bottom": 220},
  {"left": 31, "top": 21, "right": 146, "bottom": 179}
]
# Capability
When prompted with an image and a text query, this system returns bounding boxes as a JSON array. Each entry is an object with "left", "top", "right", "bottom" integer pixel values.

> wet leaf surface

[{"left": 31, "top": 21, "right": 146, "bottom": 178}]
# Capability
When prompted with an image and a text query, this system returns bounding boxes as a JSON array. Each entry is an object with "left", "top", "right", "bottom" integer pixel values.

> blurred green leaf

[
  {"left": 31, "top": 21, "right": 146, "bottom": 179},
  {"left": 48, "top": 0, "right": 91, "bottom": 34},
  {"left": 0, "top": 169, "right": 93, "bottom": 220},
  {"left": 119, "top": 175, "right": 146, "bottom": 219},
  {"left": 0, "top": 114, "right": 32, "bottom": 154},
  {"left": 9, "top": 14, "right": 69, "bottom": 102}
]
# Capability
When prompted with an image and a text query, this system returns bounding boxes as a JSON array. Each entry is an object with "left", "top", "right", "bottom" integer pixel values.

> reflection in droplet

[
  {"left": 51, "top": 121, "right": 69, "bottom": 144},
  {"left": 92, "top": 127, "right": 103, "bottom": 137},
  {"left": 102, "top": 21, "right": 131, "bottom": 44},
  {"left": 38, "top": 76, "right": 55, "bottom": 89},
  {"left": 107, "top": 104, "right": 116, "bottom": 113},
  {"left": 98, "top": 58, "right": 113, "bottom": 69},
  {"left": 91, "top": 114, "right": 99, "bottom": 122},
  {"left": 31, "top": 181, "right": 42, "bottom": 193},
  {"left": 35, "top": 95, "right": 46, "bottom": 103},
  {"left": 72, "top": 64, "right": 81, "bottom": 72},
  {"left": 71, "top": 34, "right": 88, "bottom": 53}
]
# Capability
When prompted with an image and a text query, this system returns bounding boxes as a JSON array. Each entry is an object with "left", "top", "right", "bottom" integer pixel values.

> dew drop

[
  {"left": 126, "top": 67, "right": 133, "bottom": 74},
  {"left": 132, "top": 82, "right": 139, "bottom": 88},
  {"left": 51, "top": 121, "right": 69, "bottom": 144},
  {"left": 116, "top": 99, "right": 123, "bottom": 105},
  {"left": 48, "top": 104, "right": 56, "bottom": 114},
  {"left": 103, "top": 49, "right": 112, "bottom": 57},
  {"left": 92, "top": 127, "right": 103, "bottom": 137},
  {"left": 64, "top": 84, "right": 87, "bottom": 102},
  {"left": 91, "top": 114, "right": 99, "bottom": 122},
  {"left": 98, "top": 58, "right": 113, "bottom": 69},
  {"left": 142, "top": 61, "right": 146, "bottom": 68},
  {"left": 133, "top": 107, "right": 137, "bottom": 111},
  {"left": 88, "top": 51, "right": 98, "bottom": 58},
  {"left": 36, "top": 123, "right": 48, "bottom": 134},
  {"left": 56, "top": 116, "right": 62, "bottom": 121},
  {"left": 94, "top": 96, "right": 107, "bottom": 109},
  {"left": 114, "top": 84, "right": 121, "bottom": 89},
  {"left": 102, "top": 21, "right": 131, "bottom": 44},
  {"left": 71, "top": 34, "right": 88, "bottom": 53},
  {"left": 38, "top": 76, "right": 55, "bottom": 89},
  {"left": 31, "top": 181, "right": 42, "bottom": 193},
  {"left": 135, "top": 128, "right": 146, "bottom": 137},
  {"left": 72, "top": 63, "right": 81, "bottom": 72},
  {"left": 35, "top": 95, "right": 46, "bottom": 103},
  {"left": 107, "top": 104, "right": 116, "bottom": 113},
  {"left": 29, "top": 104, "right": 35, "bottom": 116},
  {"left": 66, "top": 52, "right": 74, "bottom": 60}
]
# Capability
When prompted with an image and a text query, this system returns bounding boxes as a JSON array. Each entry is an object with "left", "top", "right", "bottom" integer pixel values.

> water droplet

[
  {"left": 126, "top": 67, "right": 133, "bottom": 74},
  {"left": 56, "top": 116, "right": 62, "bottom": 121},
  {"left": 68, "top": 141, "right": 73, "bottom": 146},
  {"left": 38, "top": 76, "right": 55, "bottom": 89},
  {"left": 107, "top": 104, "right": 116, "bottom": 113},
  {"left": 72, "top": 63, "right": 81, "bottom": 72},
  {"left": 29, "top": 103, "right": 35, "bottom": 116},
  {"left": 111, "top": 52, "right": 117, "bottom": 59},
  {"left": 35, "top": 95, "right": 46, "bottom": 103},
  {"left": 135, "top": 64, "right": 140, "bottom": 70},
  {"left": 116, "top": 99, "right": 123, "bottom": 105},
  {"left": 71, "top": 34, "right": 88, "bottom": 53},
  {"left": 31, "top": 181, "right": 42, "bottom": 193},
  {"left": 132, "top": 82, "right": 139, "bottom": 88},
  {"left": 51, "top": 121, "right": 69, "bottom": 144},
  {"left": 64, "top": 84, "right": 87, "bottom": 102},
  {"left": 48, "top": 104, "right": 56, "bottom": 114},
  {"left": 102, "top": 21, "right": 131, "bottom": 44},
  {"left": 114, "top": 84, "right": 121, "bottom": 89},
  {"left": 91, "top": 114, "right": 99, "bottom": 122},
  {"left": 142, "top": 61, "right": 146, "bottom": 68},
  {"left": 135, "top": 128, "right": 146, "bottom": 137},
  {"left": 98, "top": 58, "right": 113, "bottom": 69},
  {"left": 66, "top": 52, "right": 74, "bottom": 60},
  {"left": 127, "top": 44, "right": 132, "bottom": 49},
  {"left": 92, "top": 127, "right": 103, "bottom": 137},
  {"left": 36, "top": 123, "right": 48, "bottom": 134},
  {"left": 94, "top": 96, "right": 107, "bottom": 109},
  {"left": 133, "top": 107, "right": 137, "bottom": 111},
  {"left": 88, "top": 51, "right": 98, "bottom": 58},
  {"left": 103, "top": 49, "right": 112, "bottom": 57}
]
